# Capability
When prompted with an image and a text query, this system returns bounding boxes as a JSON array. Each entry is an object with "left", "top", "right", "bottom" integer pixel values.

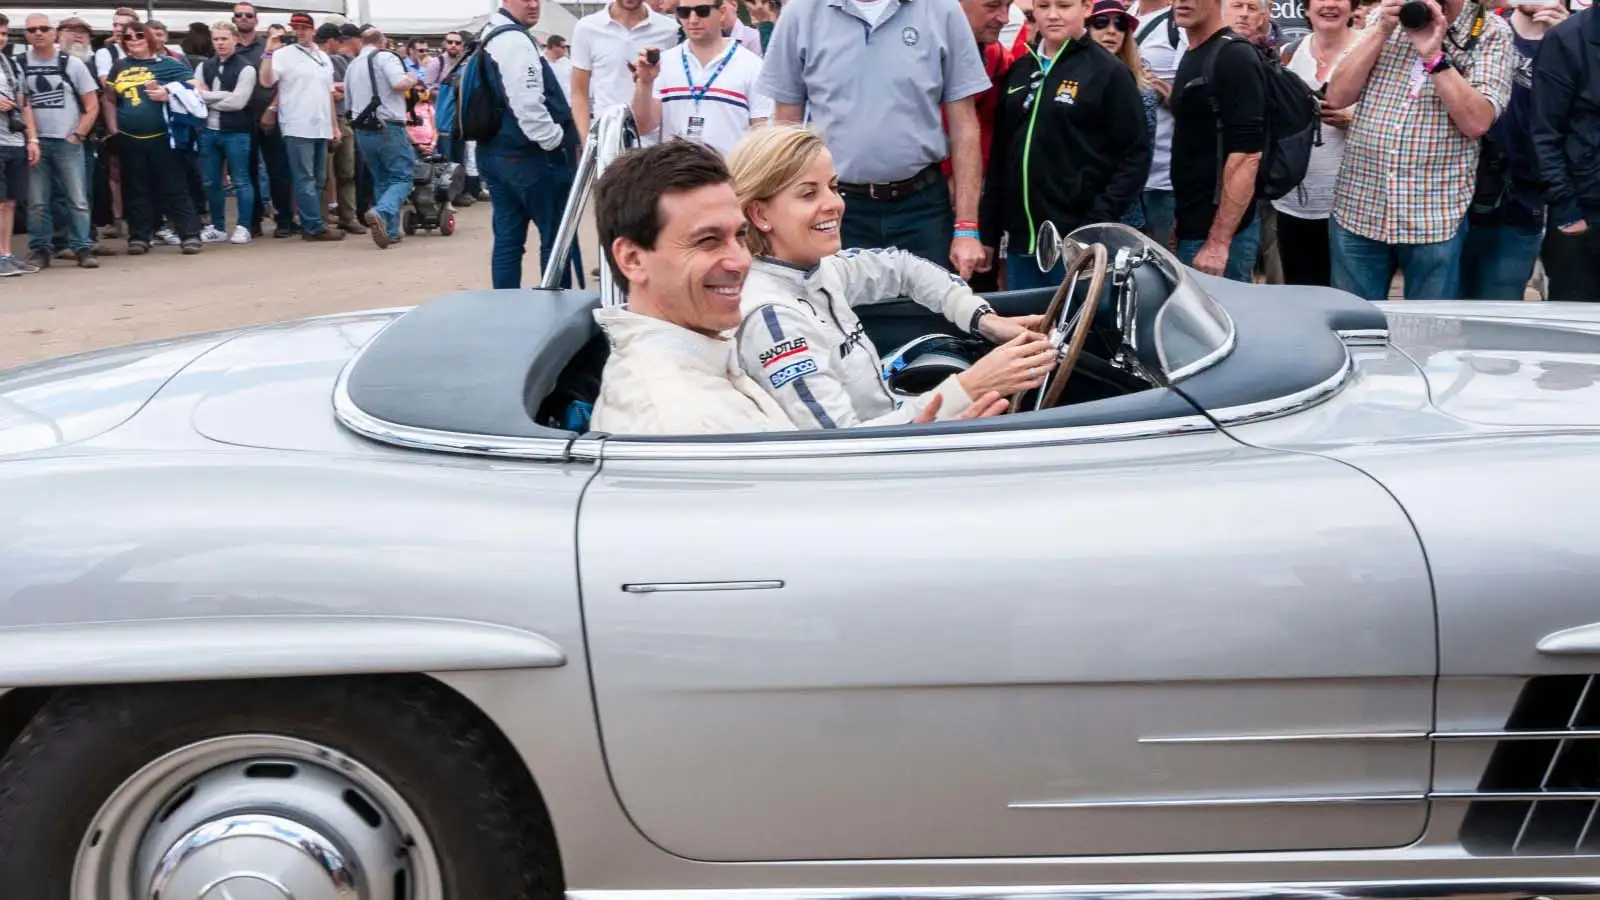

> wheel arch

[{"left": 0, "top": 673, "right": 565, "bottom": 889}]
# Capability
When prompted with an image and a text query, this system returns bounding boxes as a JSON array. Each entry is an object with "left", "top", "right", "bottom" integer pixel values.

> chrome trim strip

[
  {"left": 1337, "top": 328, "right": 1390, "bottom": 346},
  {"left": 1433, "top": 791, "right": 1600, "bottom": 802},
  {"left": 571, "top": 876, "right": 1600, "bottom": 900},
  {"left": 596, "top": 416, "right": 1216, "bottom": 462},
  {"left": 1139, "top": 731, "right": 1427, "bottom": 745},
  {"left": 1166, "top": 310, "right": 1239, "bottom": 383},
  {"left": 1009, "top": 794, "right": 1424, "bottom": 810},
  {"left": 1432, "top": 730, "right": 1600, "bottom": 741},
  {"left": 623, "top": 581, "right": 785, "bottom": 594},
  {"left": 1210, "top": 349, "right": 1353, "bottom": 427},
  {"left": 330, "top": 318, "right": 598, "bottom": 463}
]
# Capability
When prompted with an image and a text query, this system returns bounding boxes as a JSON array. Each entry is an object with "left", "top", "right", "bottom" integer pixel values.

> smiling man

[{"left": 589, "top": 140, "right": 796, "bottom": 435}]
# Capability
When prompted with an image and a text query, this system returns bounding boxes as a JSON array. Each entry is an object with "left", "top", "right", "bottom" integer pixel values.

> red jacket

[{"left": 942, "top": 40, "right": 1011, "bottom": 177}]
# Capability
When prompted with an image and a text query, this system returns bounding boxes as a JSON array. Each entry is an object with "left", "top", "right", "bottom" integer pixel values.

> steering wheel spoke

[{"left": 1009, "top": 242, "right": 1110, "bottom": 414}]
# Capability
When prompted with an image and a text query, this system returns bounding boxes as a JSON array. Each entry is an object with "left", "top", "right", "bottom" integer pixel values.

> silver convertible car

[{"left": 5, "top": 115, "right": 1600, "bottom": 900}]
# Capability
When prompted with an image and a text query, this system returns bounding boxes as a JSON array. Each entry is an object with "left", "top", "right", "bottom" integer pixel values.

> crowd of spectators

[{"left": 0, "top": 3, "right": 494, "bottom": 277}]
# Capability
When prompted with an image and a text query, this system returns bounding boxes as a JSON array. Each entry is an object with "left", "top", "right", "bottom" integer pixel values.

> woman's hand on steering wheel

[
  {"left": 976, "top": 313, "right": 1048, "bottom": 345},
  {"left": 956, "top": 332, "right": 1058, "bottom": 401},
  {"left": 913, "top": 391, "right": 1008, "bottom": 424}
]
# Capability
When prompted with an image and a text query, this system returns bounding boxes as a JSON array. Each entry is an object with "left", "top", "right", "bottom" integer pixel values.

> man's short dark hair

[
  {"left": 596, "top": 140, "right": 732, "bottom": 291},
  {"left": 338, "top": 22, "right": 362, "bottom": 39},
  {"left": 546, "top": 34, "right": 567, "bottom": 47}
]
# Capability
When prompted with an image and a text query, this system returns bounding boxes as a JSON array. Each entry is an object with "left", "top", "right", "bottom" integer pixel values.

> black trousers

[
  {"left": 1276, "top": 212, "right": 1332, "bottom": 287},
  {"left": 249, "top": 125, "right": 294, "bottom": 231},
  {"left": 179, "top": 149, "right": 207, "bottom": 224},
  {"left": 118, "top": 135, "right": 199, "bottom": 242},
  {"left": 1542, "top": 224, "right": 1600, "bottom": 301}
]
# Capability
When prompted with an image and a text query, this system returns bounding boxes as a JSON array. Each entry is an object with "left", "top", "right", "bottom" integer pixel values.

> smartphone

[{"left": 645, "top": 48, "right": 660, "bottom": 65}]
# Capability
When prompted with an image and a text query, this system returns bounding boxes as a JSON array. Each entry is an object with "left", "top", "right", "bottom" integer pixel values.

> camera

[
  {"left": 645, "top": 48, "right": 660, "bottom": 65},
  {"left": 4, "top": 108, "right": 23, "bottom": 135},
  {"left": 1398, "top": 0, "right": 1432, "bottom": 29},
  {"left": 280, "top": 32, "right": 298, "bottom": 45}
]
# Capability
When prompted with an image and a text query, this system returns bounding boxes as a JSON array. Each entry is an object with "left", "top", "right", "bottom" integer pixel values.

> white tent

[{"left": 1, "top": 0, "right": 579, "bottom": 36}]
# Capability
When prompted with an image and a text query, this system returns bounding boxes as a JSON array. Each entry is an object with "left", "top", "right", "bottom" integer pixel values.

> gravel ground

[{"left": 0, "top": 200, "right": 601, "bottom": 369}]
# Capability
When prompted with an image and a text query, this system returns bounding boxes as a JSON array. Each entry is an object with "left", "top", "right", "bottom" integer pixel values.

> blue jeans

[
  {"left": 1005, "top": 253, "right": 1066, "bottom": 292},
  {"left": 198, "top": 130, "right": 254, "bottom": 231},
  {"left": 1142, "top": 189, "right": 1175, "bottom": 247},
  {"left": 27, "top": 138, "right": 91, "bottom": 253},
  {"left": 284, "top": 135, "right": 329, "bottom": 234},
  {"left": 1177, "top": 217, "right": 1263, "bottom": 283},
  {"left": 840, "top": 174, "right": 953, "bottom": 269},
  {"left": 478, "top": 141, "right": 576, "bottom": 290},
  {"left": 1461, "top": 218, "right": 1543, "bottom": 301},
  {"left": 355, "top": 123, "right": 416, "bottom": 238},
  {"left": 1330, "top": 216, "right": 1468, "bottom": 301}
]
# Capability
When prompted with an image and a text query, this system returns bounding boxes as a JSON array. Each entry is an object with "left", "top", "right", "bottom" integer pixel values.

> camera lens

[{"left": 1398, "top": 0, "right": 1432, "bottom": 29}]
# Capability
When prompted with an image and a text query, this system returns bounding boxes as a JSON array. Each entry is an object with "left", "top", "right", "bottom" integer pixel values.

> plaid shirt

[{"left": 1333, "top": 6, "right": 1514, "bottom": 245}]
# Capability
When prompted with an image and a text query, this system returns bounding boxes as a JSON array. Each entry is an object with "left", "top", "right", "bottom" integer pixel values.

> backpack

[
  {"left": 455, "top": 22, "right": 531, "bottom": 143},
  {"left": 1191, "top": 31, "right": 1320, "bottom": 203}
]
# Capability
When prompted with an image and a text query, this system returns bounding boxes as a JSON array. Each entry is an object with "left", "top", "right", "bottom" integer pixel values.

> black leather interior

[{"left": 343, "top": 288, "right": 600, "bottom": 439}]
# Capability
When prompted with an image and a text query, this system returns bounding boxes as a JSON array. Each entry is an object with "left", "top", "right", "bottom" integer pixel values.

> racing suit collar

[
  {"left": 753, "top": 256, "right": 823, "bottom": 279},
  {"left": 595, "top": 306, "right": 743, "bottom": 376}
]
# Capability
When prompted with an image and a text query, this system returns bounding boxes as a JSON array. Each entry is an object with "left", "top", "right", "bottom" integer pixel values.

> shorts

[{"left": 0, "top": 146, "right": 25, "bottom": 205}]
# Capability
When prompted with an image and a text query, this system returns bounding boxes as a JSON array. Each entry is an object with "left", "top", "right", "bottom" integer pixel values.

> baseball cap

[
  {"left": 1089, "top": 0, "right": 1138, "bottom": 26},
  {"left": 337, "top": 22, "right": 361, "bottom": 38},
  {"left": 315, "top": 23, "right": 340, "bottom": 41},
  {"left": 288, "top": 12, "right": 315, "bottom": 28}
]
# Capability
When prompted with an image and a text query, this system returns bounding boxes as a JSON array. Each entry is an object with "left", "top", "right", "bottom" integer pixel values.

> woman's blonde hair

[
  {"left": 1102, "top": 24, "right": 1153, "bottom": 90},
  {"left": 726, "top": 124, "right": 829, "bottom": 257},
  {"left": 211, "top": 20, "right": 239, "bottom": 36}
]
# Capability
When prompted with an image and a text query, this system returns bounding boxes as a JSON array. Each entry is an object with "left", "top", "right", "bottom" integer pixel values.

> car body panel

[{"left": 578, "top": 430, "right": 1436, "bottom": 861}]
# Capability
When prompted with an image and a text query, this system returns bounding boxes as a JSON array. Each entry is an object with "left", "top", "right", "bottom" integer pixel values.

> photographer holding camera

[{"left": 1324, "top": 0, "right": 1513, "bottom": 300}]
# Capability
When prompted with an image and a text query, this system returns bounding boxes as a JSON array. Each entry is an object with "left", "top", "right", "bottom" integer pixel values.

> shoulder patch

[
  {"left": 769, "top": 358, "right": 819, "bottom": 389},
  {"left": 759, "top": 335, "right": 810, "bottom": 368}
]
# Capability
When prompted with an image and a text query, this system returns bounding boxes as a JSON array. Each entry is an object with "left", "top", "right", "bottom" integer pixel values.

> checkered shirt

[{"left": 1332, "top": 6, "right": 1514, "bottom": 245}]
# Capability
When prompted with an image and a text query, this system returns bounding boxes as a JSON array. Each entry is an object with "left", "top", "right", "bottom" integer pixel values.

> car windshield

[{"left": 1065, "top": 223, "right": 1235, "bottom": 384}]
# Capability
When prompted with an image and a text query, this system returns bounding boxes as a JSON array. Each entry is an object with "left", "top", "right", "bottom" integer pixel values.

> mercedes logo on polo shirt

[{"left": 901, "top": 26, "right": 919, "bottom": 45}]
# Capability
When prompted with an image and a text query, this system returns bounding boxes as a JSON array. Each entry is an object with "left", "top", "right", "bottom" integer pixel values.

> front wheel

[
  {"left": 0, "top": 677, "right": 559, "bottom": 900},
  {"left": 440, "top": 214, "right": 456, "bottom": 237}
]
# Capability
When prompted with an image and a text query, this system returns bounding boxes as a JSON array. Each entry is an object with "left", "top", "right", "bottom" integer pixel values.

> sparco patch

[
  {"left": 769, "top": 358, "right": 818, "bottom": 389},
  {"left": 760, "top": 336, "right": 810, "bottom": 368}
]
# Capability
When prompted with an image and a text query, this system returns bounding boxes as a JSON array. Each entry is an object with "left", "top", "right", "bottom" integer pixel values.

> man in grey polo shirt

[{"left": 759, "top": 0, "right": 992, "bottom": 278}]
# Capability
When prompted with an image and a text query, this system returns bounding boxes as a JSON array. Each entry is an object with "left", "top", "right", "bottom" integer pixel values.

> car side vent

[{"left": 1461, "top": 674, "right": 1600, "bottom": 856}]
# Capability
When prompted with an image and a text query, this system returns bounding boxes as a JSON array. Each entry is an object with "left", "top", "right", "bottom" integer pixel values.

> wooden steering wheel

[{"left": 1009, "top": 242, "right": 1110, "bottom": 414}]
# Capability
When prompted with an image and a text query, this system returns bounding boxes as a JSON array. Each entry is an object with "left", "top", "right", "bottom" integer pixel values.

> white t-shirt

[
  {"left": 272, "top": 43, "right": 336, "bottom": 140},
  {"left": 651, "top": 40, "right": 773, "bottom": 156},
  {"left": 348, "top": 47, "right": 410, "bottom": 124},
  {"left": 854, "top": 0, "right": 898, "bottom": 27},
  {"left": 93, "top": 44, "right": 125, "bottom": 80},
  {"left": 1272, "top": 34, "right": 1357, "bottom": 221},
  {"left": 1130, "top": 0, "right": 1187, "bottom": 192},
  {"left": 571, "top": 7, "right": 681, "bottom": 120},
  {"left": 547, "top": 54, "right": 574, "bottom": 100}
]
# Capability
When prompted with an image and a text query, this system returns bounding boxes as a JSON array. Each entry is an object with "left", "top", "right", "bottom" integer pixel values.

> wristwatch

[
  {"left": 1425, "top": 53, "right": 1455, "bottom": 75},
  {"left": 968, "top": 303, "right": 996, "bottom": 335}
]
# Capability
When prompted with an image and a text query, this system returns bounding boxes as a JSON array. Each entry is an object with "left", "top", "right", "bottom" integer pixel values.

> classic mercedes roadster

[{"left": 4, "top": 114, "right": 1600, "bottom": 900}]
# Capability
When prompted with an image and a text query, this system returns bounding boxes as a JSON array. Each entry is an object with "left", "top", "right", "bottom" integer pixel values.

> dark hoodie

[{"left": 979, "top": 35, "right": 1152, "bottom": 255}]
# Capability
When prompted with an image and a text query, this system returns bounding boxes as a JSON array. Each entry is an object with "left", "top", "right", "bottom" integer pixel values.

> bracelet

[
  {"left": 954, "top": 220, "right": 979, "bottom": 230},
  {"left": 1422, "top": 50, "right": 1444, "bottom": 72},
  {"left": 954, "top": 228, "right": 981, "bottom": 240}
]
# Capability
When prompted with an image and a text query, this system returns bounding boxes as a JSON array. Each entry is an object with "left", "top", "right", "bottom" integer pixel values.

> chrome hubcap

[{"left": 72, "top": 735, "right": 444, "bottom": 900}]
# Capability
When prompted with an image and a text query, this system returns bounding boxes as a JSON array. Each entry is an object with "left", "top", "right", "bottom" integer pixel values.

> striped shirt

[
  {"left": 650, "top": 40, "right": 773, "bottom": 156},
  {"left": 1332, "top": 5, "right": 1514, "bottom": 244}
]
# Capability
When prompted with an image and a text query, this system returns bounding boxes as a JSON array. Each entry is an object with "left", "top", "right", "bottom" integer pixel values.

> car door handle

[
  {"left": 622, "top": 580, "right": 785, "bottom": 594},
  {"left": 1538, "top": 623, "right": 1600, "bottom": 655}
]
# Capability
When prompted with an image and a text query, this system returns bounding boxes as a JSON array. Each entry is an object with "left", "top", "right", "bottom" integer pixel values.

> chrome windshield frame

[{"left": 539, "top": 105, "right": 638, "bottom": 309}]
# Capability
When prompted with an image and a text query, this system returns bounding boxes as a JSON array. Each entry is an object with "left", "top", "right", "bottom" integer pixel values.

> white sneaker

[
  {"left": 199, "top": 226, "right": 228, "bottom": 244},
  {"left": 155, "top": 228, "right": 181, "bottom": 246},
  {"left": 230, "top": 225, "right": 252, "bottom": 245}
]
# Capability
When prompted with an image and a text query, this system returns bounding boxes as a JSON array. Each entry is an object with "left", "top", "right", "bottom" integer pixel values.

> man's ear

[{"left": 611, "top": 236, "right": 648, "bottom": 288}]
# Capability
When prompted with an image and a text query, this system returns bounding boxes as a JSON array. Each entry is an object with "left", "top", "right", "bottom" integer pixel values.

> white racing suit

[
  {"left": 589, "top": 307, "right": 796, "bottom": 436},
  {"left": 735, "top": 250, "right": 994, "bottom": 429}
]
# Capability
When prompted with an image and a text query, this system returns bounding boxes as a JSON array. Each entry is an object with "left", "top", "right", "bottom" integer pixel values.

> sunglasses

[
  {"left": 25, "top": 25, "right": 51, "bottom": 33},
  {"left": 1023, "top": 9, "right": 1035, "bottom": 21},
  {"left": 676, "top": 4, "right": 719, "bottom": 17},
  {"left": 233, "top": 11, "right": 257, "bottom": 18},
  {"left": 1089, "top": 12, "right": 1131, "bottom": 29}
]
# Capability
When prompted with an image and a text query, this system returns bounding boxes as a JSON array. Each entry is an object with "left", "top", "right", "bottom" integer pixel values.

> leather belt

[{"left": 838, "top": 164, "right": 942, "bottom": 202}]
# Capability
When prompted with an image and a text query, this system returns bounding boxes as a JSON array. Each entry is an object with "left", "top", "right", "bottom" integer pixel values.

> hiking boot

[
  {"left": 339, "top": 218, "right": 368, "bottom": 235},
  {"left": 180, "top": 238, "right": 203, "bottom": 255},
  {"left": 77, "top": 251, "right": 100, "bottom": 269},
  {"left": 126, "top": 240, "right": 150, "bottom": 256},
  {"left": 302, "top": 228, "right": 345, "bottom": 242},
  {"left": 54, "top": 247, "right": 76, "bottom": 260},
  {"left": 364, "top": 210, "right": 390, "bottom": 249},
  {"left": 24, "top": 249, "right": 50, "bottom": 270}
]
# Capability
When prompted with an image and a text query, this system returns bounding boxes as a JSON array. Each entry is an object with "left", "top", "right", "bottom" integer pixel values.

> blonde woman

[{"left": 727, "top": 126, "right": 1055, "bottom": 430}]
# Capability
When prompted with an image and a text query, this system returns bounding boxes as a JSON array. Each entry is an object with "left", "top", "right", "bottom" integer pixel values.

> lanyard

[{"left": 682, "top": 41, "right": 739, "bottom": 109}]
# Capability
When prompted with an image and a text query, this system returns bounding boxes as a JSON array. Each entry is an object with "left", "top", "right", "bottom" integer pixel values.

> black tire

[
  {"left": 441, "top": 214, "right": 457, "bottom": 237},
  {"left": 404, "top": 212, "right": 419, "bottom": 236},
  {"left": 0, "top": 676, "right": 562, "bottom": 900}
]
